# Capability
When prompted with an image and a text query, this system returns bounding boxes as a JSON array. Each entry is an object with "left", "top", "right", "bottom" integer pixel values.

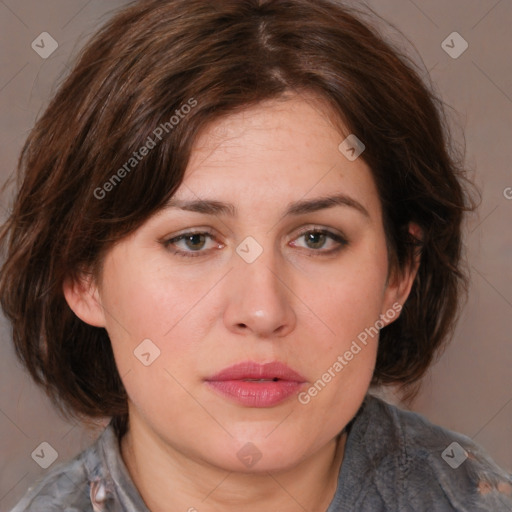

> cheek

[
  {"left": 309, "top": 254, "right": 388, "bottom": 339},
  {"left": 101, "top": 253, "right": 201, "bottom": 338},
  {"left": 298, "top": 246, "right": 388, "bottom": 383},
  {"left": 99, "top": 257, "right": 208, "bottom": 390}
]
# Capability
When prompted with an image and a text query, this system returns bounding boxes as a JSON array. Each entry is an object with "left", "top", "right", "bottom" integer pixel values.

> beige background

[{"left": 0, "top": 0, "right": 511, "bottom": 509}]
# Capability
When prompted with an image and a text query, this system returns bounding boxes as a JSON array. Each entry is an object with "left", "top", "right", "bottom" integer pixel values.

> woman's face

[{"left": 67, "top": 94, "right": 417, "bottom": 473}]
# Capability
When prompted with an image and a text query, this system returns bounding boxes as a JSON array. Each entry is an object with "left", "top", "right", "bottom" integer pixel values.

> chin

[{"left": 204, "top": 436, "right": 310, "bottom": 474}]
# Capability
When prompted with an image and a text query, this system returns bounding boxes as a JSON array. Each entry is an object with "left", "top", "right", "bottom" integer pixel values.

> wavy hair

[{"left": 0, "top": 0, "right": 480, "bottom": 439}]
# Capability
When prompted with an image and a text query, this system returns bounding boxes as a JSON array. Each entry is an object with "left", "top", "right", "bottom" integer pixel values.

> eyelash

[{"left": 163, "top": 227, "right": 348, "bottom": 259}]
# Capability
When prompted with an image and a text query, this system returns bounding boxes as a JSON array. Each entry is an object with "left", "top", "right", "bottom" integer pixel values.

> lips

[
  {"left": 205, "top": 361, "right": 307, "bottom": 407},
  {"left": 205, "top": 361, "right": 307, "bottom": 383}
]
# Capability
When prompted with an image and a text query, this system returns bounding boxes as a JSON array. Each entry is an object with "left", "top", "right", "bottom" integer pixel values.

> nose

[{"left": 223, "top": 244, "right": 297, "bottom": 338}]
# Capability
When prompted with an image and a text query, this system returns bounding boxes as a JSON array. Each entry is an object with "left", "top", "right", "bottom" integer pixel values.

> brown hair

[{"left": 0, "top": 0, "right": 479, "bottom": 439}]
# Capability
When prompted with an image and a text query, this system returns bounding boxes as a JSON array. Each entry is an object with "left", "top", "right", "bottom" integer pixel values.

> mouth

[
  {"left": 204, "top": 361, "right": 307, "bottom": 407},
  {"left": 206, "top": 360, "right": 307, "bottom": 382},
  {"left": 242, "top": 378, "right": 280, "bottom": 381}
]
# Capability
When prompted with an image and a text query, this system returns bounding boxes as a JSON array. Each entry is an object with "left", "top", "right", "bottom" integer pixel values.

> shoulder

[
  {"left": 9, "top": 429, "right": 109, "bottom": 512},
  {"left": 9, "top": 456, "right": 92, "bottom": 512},
  {"left": 361, "top": 394, "right": 512, "bottom": 511}
]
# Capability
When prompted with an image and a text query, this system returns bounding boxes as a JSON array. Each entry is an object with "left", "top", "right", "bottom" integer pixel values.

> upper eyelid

[
  {"left": 166, "top": 227, "right": 346, "bottom": 249},
  {"left": 168, "top": 226, "right": 343, "bottom": 240},
  {"left": 170, "top": 221, "right": 345, "bottom": 235}
]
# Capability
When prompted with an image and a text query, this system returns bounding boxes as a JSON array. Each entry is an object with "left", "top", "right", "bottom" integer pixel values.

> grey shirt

[{"left": 10, "top": 394, "right": 512, "bottom": 511}]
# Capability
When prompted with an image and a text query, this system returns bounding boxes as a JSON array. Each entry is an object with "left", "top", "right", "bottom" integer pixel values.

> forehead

[
  {"left": 189, "top": 94, "right": 343, "bottom": 163},
  {"left": 169, "top": 94, "right": 381, "bottom": 222}
]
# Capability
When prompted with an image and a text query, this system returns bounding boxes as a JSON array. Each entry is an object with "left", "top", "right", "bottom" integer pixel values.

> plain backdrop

[{"left": 0, "top": 0, "right": 511, "bottom": 509}]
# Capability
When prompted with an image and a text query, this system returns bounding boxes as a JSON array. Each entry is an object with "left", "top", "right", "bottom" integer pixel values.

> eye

[
  {"left": 290, "top": 228, "right": 348, "bottom": 254},
  {"left": 163, "top": 230, "right": 221, "bottom": 258},
  {"left": 163, "top": 227, "right": 348, "bottom": 259}
]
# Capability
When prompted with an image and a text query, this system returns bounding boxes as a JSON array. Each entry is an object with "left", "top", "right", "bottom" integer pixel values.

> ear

[
  {"left": 380, "top": 222, "right": 423, "bottom": 325},
  {"left": 62, "top": 271, "right": 107, "bottom": 328}
]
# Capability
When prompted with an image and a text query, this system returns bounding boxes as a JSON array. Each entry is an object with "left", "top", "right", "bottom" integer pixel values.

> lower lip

[{"left": 205, "top": 380, "right": 305, "bottom": 407}]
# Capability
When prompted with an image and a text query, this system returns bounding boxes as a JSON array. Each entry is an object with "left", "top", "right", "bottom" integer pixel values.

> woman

[{"left": 2, "top": 0, "right": 511, "bottom": 510}]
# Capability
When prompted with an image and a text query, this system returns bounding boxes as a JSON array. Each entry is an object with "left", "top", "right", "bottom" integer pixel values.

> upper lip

[{"left": 205, "top": 361, "right": 307, "bottom": 382}]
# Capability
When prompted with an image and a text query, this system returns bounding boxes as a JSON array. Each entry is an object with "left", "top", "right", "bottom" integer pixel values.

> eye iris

[
  {"left": 185, "top": 234, "right": 206, "bottom": 250},
  {"left": 306, "top": 232, "right": 326, "bottom": 249},
  {"left": 178, "top": 231, "right": 333, "bottom": 252}
]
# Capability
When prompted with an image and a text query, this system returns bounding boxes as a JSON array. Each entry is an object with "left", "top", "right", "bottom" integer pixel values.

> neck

[{"left": 119, "top": 419, "right": 347, "bottom": 512}]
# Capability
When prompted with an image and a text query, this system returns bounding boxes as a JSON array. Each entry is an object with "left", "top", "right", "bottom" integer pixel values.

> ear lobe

[
  {"left": 62, "top": 272, "right": 106, "bottom": 327},
  {"left": 381, "top": 222, "right": 423, "bottom": 324}
]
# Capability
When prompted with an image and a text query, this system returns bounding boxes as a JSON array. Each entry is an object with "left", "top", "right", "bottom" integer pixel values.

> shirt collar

[{"left": 84, "top": 420, "right": 150, "bottom": 511}]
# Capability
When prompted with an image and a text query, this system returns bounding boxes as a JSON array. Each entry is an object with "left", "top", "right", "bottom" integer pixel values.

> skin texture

[{"left": 64, "top": 93, "right": 421, "bottom": 512}]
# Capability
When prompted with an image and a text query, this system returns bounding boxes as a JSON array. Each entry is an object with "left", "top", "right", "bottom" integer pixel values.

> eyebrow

[{"left": 164, "top": 193, "right": 370, "bottom": 219}]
